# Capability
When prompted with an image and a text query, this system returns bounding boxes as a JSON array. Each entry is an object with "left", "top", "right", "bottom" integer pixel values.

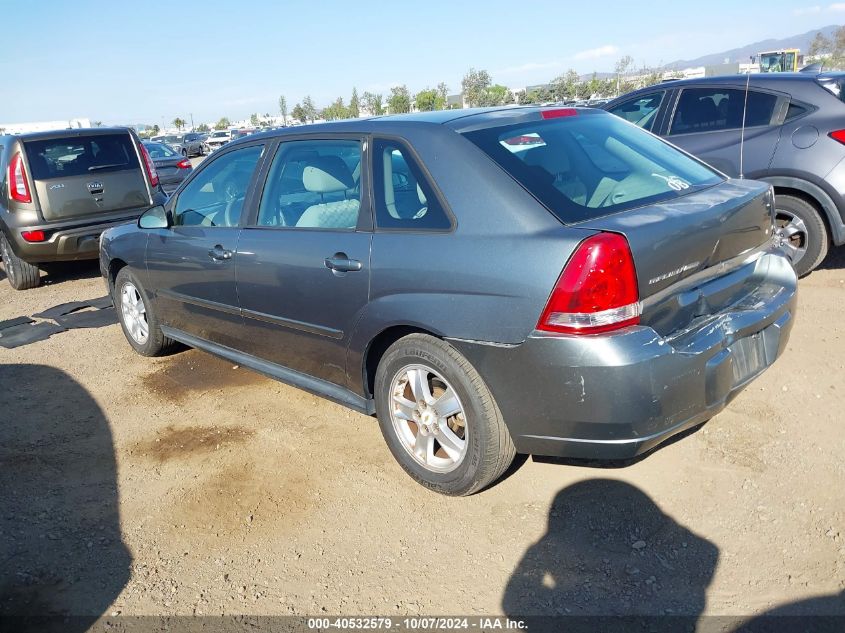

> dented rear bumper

[{"left": 448, "top": 251, "right": 797, "bottom": 460}]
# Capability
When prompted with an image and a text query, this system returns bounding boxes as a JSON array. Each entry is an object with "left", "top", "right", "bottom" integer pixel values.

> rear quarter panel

[{"left": 346, "top": 125, "right": 588, "bottom": 394}]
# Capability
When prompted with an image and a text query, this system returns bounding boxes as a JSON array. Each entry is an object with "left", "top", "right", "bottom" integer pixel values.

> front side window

[
  {"left": 607, "top": 92, "right": 665, "bottom": 131},
  {"left": 256, "top": 139, "right": 362, "bottom": 229},
  {"left": 173, "top": 144, "right": 263, "bottom": 227},
  {"left": 463, "top": 112, "right": 722, "bottom": 223},
  {"left": 372, "top": 139, "right": 451, "bottom": 230},
  {"left": 669, "top": 87, "right": 777, "bottom": 135}
]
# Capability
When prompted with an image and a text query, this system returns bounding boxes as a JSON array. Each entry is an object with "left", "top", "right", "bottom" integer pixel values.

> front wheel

[
  {"left": 775, "top": 194, "right": 829, "bottom": 277},
  {"left": 374, "top": 334, "right": 516, "bottom": 496},
  {"left": 114, "top": 267, "right": 174, "bottom": 356}
]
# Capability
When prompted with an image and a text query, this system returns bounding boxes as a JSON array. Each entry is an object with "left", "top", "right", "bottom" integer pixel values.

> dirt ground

[{"left": 1, "top": 241, "right": 844, "bottom": 625}]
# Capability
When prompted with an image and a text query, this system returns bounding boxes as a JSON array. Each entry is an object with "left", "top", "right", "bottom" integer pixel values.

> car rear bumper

[
  {"left": 3, "top": 215, "right": 143, "bottom": 263},
  {"left": 448, "top": 251, "right": 797, "bottom": 460}
]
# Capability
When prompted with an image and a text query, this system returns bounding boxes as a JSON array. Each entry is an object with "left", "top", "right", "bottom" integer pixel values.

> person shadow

[
  {"left": 0, "top": 364, "right": 130, "bottom": 632},
  {"left": 502, "top": 478, "right": 719, "bottom": 633}
]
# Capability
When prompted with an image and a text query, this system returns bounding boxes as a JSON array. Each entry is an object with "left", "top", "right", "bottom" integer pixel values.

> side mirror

[{"left": 139, "top": 205, "right": 171, "bottom": 229}]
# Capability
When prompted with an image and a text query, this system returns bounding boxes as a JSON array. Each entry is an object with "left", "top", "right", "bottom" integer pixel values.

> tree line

[{"left": 150, "top": 57, "right": 668, "bottom": 133}]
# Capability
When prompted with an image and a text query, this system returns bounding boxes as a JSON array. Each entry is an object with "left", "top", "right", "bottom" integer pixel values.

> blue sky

[{"left": 0, "top": 0, "right": 842, "bottom": 125}]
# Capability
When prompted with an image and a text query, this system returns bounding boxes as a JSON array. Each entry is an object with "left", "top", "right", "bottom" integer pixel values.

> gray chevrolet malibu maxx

[{"left": 100, "top": 106, "right": 797, "bottom": 495}]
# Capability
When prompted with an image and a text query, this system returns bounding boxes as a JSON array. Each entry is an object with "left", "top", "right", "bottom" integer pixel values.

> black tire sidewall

[
  {"left": 374, "top": 338, "right": 493, "bottom": 495},
  {"left": 776, "top": 195, "right": 828, "bottom": 277},
  {"left": 0, "top": 233, "right": 39, "bottom": 290}
]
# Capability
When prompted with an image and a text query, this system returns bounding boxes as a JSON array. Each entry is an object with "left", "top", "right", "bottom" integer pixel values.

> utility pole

[{"left": 190, "top": 113, "right": 194, "bottom": 131}]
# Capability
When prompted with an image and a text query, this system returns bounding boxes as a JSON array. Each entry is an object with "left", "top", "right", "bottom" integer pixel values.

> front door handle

[
  {"left": 208, "top": 245, "right": 233, "bottom": 261},
  {"left": 324, "top": 253, "right": 362, "bottom": 273}
]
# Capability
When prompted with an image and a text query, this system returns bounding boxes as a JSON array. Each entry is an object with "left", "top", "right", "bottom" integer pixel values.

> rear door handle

[
  {"left": 324, "top": 253, "right": 362, "bottom": 273},
  {"left": 208, "top": 245, "right": 233, "bottom": 261}
]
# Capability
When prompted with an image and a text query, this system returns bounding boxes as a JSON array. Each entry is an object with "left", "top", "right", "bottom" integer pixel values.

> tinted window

[
  {"left": 174, "top": 144, "right": 263, "bottom": 227},
  {"left": 608, "top": 92, "right": 665, "bottom": 131},
  {"left": 463, "top": 112, "right": 722, "bottom": 223},
  {"left": 256, "top": 140, "right": 362, "bottom": 229},
  {"left": 24, "top": 134, "right": 140, "bottom": 180},
  {"left": 785, "top": 102, "right": 808, "bottom": 120},
  {"left": 670, "top": 87, "right": 777, "bottom": 135},
  {"left": 372, "top": 139, "right": 451, "bottom": 230},
  {"left": 144, "top": 142, "right": 178, "bottom": 158}
]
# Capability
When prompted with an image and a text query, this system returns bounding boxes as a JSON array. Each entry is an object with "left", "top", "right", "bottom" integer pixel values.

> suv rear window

[
  {"left": 24, "top": 134, "right": 140, "bottom": 180},
  {"left": 463, "top": 112, "right": 723, "bottom": 223}
]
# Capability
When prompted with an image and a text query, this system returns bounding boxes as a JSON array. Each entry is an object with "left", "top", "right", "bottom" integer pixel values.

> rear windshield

[
  {"left": 24, "top": 134, "right": 140, "bottom": 180},
  {"left": 144, "top": 142, "right": 178, "bottom": 158},
  {"left": 462, "top": 112, "right": 723, "bottom": 223}
]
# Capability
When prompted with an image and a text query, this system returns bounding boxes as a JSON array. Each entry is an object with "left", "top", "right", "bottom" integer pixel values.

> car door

[
  {"left": 144, "top": 142, "right": 266, "bottom": 348},
  {"left": 235, "top": 136, "right": 371, "bottom": 388},
  {"left": 664, "top": 85, "right": 786, "bottom": 178}
]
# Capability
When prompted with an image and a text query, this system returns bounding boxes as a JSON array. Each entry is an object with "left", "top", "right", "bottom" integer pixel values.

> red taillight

[
  {"left": 21, "top": 230, "right": 46, "bottom": 243},
  {"left": 8, "top": 152, "right": 32, "bottom": 203},
  {"left": 830, "top": 129, "right": 845, "bottom": 145},
  {"left": 138, "top": 143, "right": 159, "bottom": 187},
  {"left": 541, "top": 108, "right": 578, "bottom": 119},
  {"left": 537, "top": 232, "right": 640, "bottom": 335},
  {"left": 176, "top": 158, "right": 191, "bottom": 169}
]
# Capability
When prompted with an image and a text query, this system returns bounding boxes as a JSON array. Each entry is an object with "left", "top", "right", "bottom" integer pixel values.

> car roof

[
  {"left": 8, "top": 127, "right": 133, "bottom": 141},
  {"left": 225, "top": 106, "right": 608, "bottom": 147},
  {"left": 645, "top": 71, "right": 845, "bottom": 91}
]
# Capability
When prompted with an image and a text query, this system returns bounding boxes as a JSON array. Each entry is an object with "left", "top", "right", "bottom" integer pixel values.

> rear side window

[
  {"left": 24, "top": 134, "right": 140, "bottom": 180},
  {"left": 463, "top": 112, "right": 722, "bottom": 223},
  {"left": 607, "top": 92, "right": 665, "bottom": 131},
  {"left": 670, "top": 88, "right": 777, "bottom": 135},
  {"left": 372, "top": 139, "right": 451, "bottom": 230},
  {"left": 785, "top": 102, "right": 808, "bottom": 121}
]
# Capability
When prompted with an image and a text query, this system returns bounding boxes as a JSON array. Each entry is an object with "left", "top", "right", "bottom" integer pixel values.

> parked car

[
  {"left": 162, "top": 133, "right": 204, "bottom": 157},
  {"left": 100, "top": 107, "right": 796, "bottom": 495},
  {"left": 205, "top": 130, "right": 232, "bottom": 151},
  {"left": 603, "top": 71, "right": 845, "bottom": 276},
  {"left": 0, "top": 127, "right": 165, "bottom": 290},
  {"left": 142, "top": 141, "right": 193, "bottom": 195}
]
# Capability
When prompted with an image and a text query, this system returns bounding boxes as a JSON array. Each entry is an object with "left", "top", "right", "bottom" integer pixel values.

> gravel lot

[{"left": 1, "top": 206, "right": 844, "bottom": 624}]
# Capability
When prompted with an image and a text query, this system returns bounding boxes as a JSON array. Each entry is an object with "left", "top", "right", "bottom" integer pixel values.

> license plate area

[{"left": 729, "top": 332, "right": 768, "bottom": 387}]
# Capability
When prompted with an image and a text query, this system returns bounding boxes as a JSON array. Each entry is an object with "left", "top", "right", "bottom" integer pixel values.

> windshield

[
  {"left": 144, "top": 142, "right": 178, "bottom": 159},
  {"left": 211, "top": 131, "right": 228, "bottom": 138},
  {"left": 462, "top": 112, "right": 723, "bottom": 223},
  {"left": 24, "top": 134, "right": 140, "bottom": 180}
]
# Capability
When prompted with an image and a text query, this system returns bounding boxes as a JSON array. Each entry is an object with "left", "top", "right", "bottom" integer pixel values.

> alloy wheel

[
  {"left": 120, "top": 282, "right": 149, "bottom": 344},
  {"left": 775, "top": 209, "right": 808, "bottom": 267},
  {"left": 388, "top": 364, "right": 468, "bottom": 473}
]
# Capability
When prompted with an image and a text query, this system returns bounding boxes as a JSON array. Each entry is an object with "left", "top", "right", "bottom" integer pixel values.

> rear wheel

[
  {"left": 0, "top": 233, "right": 41, "bottom": 290},
  {"left": 114, "top": 267, "right": 173, "bottom": 356},
  {"left": 181, "top": 148, "right": 188, "bottom": 157},
  {"left": 374, "top": 334, "right": 516, "bottom": 496},
  {"left": 775, "top": 194, "right": 828, "bottom": 277}
]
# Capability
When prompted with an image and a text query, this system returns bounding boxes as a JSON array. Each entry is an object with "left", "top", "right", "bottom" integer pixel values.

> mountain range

[{"left": 665, "top": 24, "right": 841, "bottom": 69}]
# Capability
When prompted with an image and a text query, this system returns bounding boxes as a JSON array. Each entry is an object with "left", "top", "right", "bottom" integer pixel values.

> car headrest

[
  {"left": 303, "top": 156, "right": 354, "bottom": 193},
  {"left": 523, "top": 146, "right": 571, "bottom": 173}
]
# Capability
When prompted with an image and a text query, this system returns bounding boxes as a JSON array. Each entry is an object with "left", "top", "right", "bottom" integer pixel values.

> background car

[
  {"left": 142, "top": 141, "right": 193, "bottom": 195},
  {"left": 0, "top": 127, "right": 165, "bottom": 289},
  {"left": 603, "top": 71, "right": 845, "bottom": 276},
  {"left": 205, "top": 129, "right": 232, "bottom": 151},
  {"left": 100, "top": 107, "right": 795, "bottom": 495},
  {"left": 162, "top": 133, "right": 204, "bottom": 158}
]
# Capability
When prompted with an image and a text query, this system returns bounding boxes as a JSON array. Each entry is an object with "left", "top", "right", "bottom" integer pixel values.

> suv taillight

[
  {"left": 537, "top": 232, "right": 640, "bottom": 335},
  {"left": 829, "top": 129, "right": 845, "bottom": 145},
  {"left": 8, "top": 152, "right": 32, "bottom": 203},
  {"left": 138, "top": 142, "right": 159, "bottom": 187}
]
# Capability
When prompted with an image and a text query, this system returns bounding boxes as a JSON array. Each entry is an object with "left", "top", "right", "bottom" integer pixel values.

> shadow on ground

[
  {"left": 40, "top": 261, "right": 102, "bottom": 286},
  {"left": 0, "top": 364, "right": 130, "bottom": 631}
]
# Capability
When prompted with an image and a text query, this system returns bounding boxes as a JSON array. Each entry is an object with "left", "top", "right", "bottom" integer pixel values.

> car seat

[{"left": 296, "top": 156, "right": 360, "bottom": 228}]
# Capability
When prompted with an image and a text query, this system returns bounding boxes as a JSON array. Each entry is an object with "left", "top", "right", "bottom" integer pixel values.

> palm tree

[{"left": 172, "top": 117, "right": 185, "bottom": 130}]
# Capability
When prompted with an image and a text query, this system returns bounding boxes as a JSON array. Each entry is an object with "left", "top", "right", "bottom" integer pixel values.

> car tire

[
  {"left": 374, "top": 334, "right": 516, "bottom": 496},
  {"left": 181, "top": 148, "right": 188, "bottom": 157},
  {"left": 114, "top": 267, "right": 174, "bottom": 357},
  {"left": 0, "top": 233, "right": 41, "bottom": 290},
  {"left": 775, "top": 194, "right": 829, "bottom": 277}
]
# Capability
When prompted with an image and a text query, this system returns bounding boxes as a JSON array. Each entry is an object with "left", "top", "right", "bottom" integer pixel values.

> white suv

[{"left": 205, "top": 130, "right": 232, "bottom": 152}]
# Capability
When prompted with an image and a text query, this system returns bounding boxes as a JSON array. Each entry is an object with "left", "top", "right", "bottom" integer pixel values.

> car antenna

[{"left": 739, "top": 70, "right": 751, "bottom": 179}]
